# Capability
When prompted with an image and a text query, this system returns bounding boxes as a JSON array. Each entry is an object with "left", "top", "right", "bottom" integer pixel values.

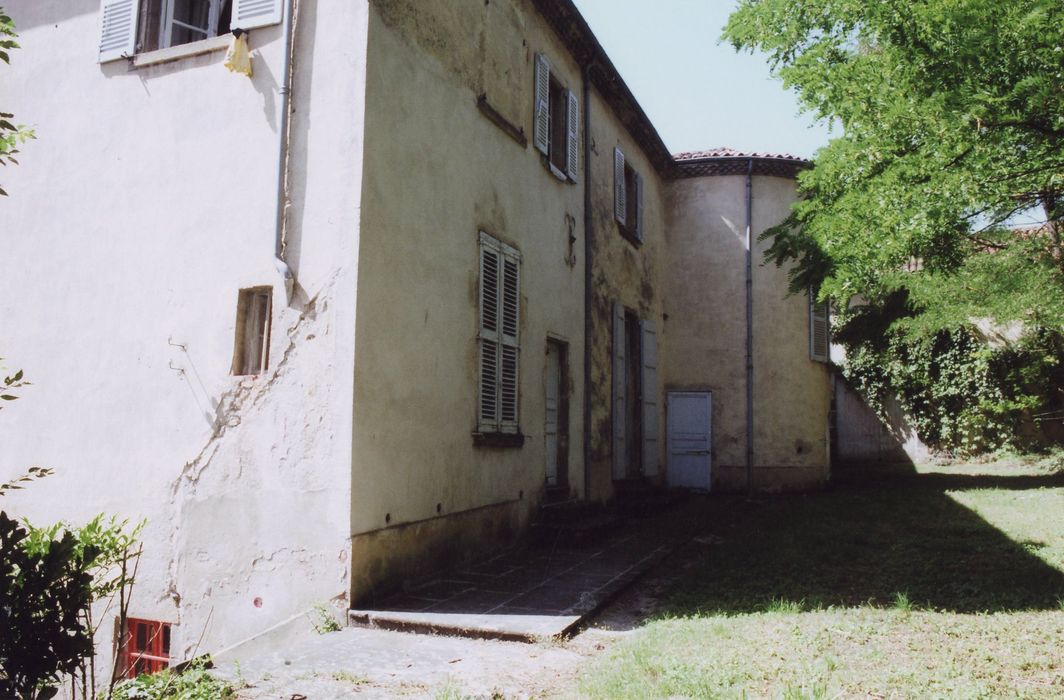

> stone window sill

[
  {"left": 133, "top": 34, "right": 232, "bottom": 68},
  {"left": 472, "top": 432, "right": 525, "bottom": 448}
]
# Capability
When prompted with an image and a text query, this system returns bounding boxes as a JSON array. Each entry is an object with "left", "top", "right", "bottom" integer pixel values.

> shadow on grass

[{"left": 666, "top": 470, "right": 1064, "bottom": 616}]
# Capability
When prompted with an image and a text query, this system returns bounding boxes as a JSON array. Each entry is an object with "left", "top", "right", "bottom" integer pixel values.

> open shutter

[
  {"left": 640, "top": 319, "right": 658, "bottom": 476},
  {"left": 633, "top": 171, "right": 644, "bottom": 242},
  {"left": 479, "top": 235, "right": 502, "bottom": 430},
  {"left": 565, "top": 90, "right": 579, "bottom": 181},
  {"left": 231, "top": 0, "right": 284, "bottom": 31},
  {"left": 98, "top": 0, "right": 139, "bottom": 63},
  {"left": 533, "top": 54, "right": 551, "bottom": 156},
  {"left": 614, "top": 148, "right": 627, "bottom": 226},
  {"left": 809, "top": 290, "right": 830, "bottom": 362},
  {"left": 499, "top": 249, "right": 521, "bottom": 433},
  {"left": 612, "top": 302, "right": 627, "bottom": 479}
]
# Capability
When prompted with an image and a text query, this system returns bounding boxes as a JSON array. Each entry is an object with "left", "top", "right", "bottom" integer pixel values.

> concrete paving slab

[{"left": 350, "top": 501, "right": 694, "bottom": 642}]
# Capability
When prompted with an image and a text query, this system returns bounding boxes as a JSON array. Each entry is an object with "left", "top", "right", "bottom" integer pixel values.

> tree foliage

[
  {"left": 1, "top": 6, "right": 34, "bottom": 196},
  {"left": 725, "top": 0, "right": 1064, "bottom": 451},
  {"left": 724, "top": 0, "right": 1064, "bottom": 328}
]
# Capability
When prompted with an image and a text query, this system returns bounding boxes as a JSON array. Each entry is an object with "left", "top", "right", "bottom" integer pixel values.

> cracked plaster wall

[{"left": 0, "top": 0, "right": 369, "bottom": 671}]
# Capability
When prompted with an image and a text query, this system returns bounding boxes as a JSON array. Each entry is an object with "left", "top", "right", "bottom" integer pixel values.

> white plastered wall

[{"left": 0, "top": 0, "right": 369, "bottom": 668}]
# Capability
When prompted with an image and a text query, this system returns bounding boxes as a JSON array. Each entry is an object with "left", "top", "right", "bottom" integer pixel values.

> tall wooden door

[{"left": 666, "top": 392, "right": 712, "bottom": 491}]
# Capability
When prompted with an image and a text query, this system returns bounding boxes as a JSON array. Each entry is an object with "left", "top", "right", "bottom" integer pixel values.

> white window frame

[
  {"left": 160, "top": 0, "right": 228, "bottom": 49},
  {"left": 478, "top": 232, "right": 522, "bottom": 434}
]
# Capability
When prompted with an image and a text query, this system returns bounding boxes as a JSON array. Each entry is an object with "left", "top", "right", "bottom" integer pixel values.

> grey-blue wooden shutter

[
  {"left": 499, "top": 250, "right": 521, "bottom": 433},
  {"left": 533, "top": 54, "right": 551, "bottom": 156},
  {"left": 479, "top": 234, "right": 502, "bottom": 430},
  {"left": 612, "top": 302, "right": 627, "bottom": 478},
  {"left": 809, "top": 290, "right": 830, "bottom": 362},
  {"left": 640, "top": 319, "right": 658, "bottom": 476},
  {"left": 614, "top": 149, "right": 626, "bottom": 226},
  {"left": 633, "top": 170, "right": 644, "bottom": 241},
  {"left": 565, "top": 90, "right": 579, "bottom": 181}
]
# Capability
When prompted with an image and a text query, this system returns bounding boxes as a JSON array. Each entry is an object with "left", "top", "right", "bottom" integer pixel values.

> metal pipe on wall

[
  {"left": 273, "top": 0, "right": 298, "bottom": 293},
  {"left": 745, "top": 158, "right": 754, "bottom": 497}
]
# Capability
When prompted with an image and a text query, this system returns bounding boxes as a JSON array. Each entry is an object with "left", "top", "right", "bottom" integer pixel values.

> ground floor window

[{"left": 121, "top": 618, "right": 171, "bottom": 678}]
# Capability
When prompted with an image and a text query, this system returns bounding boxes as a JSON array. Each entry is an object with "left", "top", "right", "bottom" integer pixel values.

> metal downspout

[
  {"left": 582, "top": 64, "right": 594, "bottom": 502},
  {"left": 273, "top": 0, "right": 298, "bottom": 292},
  {"left": 745, "top": 159, "right": 754, "bottom": 497}
]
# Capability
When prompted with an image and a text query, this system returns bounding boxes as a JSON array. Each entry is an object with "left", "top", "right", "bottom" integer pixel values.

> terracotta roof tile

[{"left": 673, "top": 147, "right": 810, "bottom": 163}]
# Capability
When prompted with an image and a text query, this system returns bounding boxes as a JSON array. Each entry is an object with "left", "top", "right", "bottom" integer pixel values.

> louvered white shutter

[
  {"left": 809, "top": 290, "right": 830, "bottom": 362},
  {"left": 640, "top": 319, "right": 658, "bottom": 476},
  {"left": 98, "top": 0, "right": 139, "bottom": 63},
  {"left": 231, "top": 0, "right": 284, "bottom": 31},
  {"left": 533, "top": 54, "right": 551, "bottom": 156},
  {"left": 565, "top": 90, "right": 579, "bottom": 182},
  {"left": 633, "top": 170, "right": 644, "bottom": 242},
  {"left": 479, "top": 235, "right": 502, "bottom": 430},
  {"left": 614, "top": 148, "right": 627, "bottom": 226},
  {"left": 478, "top": 233, "right": 521, "bottom": 434},
  {"left": 499, "top": 248, "right": 521, "bottom": 433},
  {"left": 612, "top": 302, "right": 627, "bottom": 479}
]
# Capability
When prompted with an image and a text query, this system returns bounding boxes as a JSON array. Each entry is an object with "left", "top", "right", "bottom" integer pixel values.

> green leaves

[
  {"left": 726, "top": 0, "right": 1064, "bottom": 332},
  {"left": 0, "top": 8, "right": 33, "bottom": 196}
]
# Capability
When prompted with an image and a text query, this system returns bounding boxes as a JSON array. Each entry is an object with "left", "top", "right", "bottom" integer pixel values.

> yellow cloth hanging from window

[{"left": 224, "top": 33, "right": 253, "bottom": 77}]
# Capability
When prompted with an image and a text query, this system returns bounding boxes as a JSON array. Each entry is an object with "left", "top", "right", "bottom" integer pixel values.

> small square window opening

[
  {"left": 121, "top": 618, "right": 171, "bottom": 679},
  {"left": 232, "top": 287, "right": 272, "bottom": 376}
]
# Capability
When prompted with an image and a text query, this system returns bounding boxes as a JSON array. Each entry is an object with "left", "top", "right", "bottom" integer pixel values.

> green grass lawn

[{"left": 579, "top": 455, "right": 1064, "bottom": 699}]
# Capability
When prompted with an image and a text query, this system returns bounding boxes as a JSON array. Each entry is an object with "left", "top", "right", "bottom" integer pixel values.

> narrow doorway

[
  {"left": 624, "top": 310, "right": 643, "bottom": 478},
  {"left": 545, "top": 339, "right": 569, "bottom": 488}
]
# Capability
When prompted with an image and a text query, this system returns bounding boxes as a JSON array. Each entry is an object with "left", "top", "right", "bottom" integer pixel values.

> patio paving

[{"left": 349, "top": 501, "right": 697, "bottom": 641}]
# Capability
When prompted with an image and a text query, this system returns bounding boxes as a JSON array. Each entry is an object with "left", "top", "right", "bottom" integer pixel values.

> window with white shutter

[
  {"left": 614, "top": 148, "right": 644, "bottom": 244},
  {"left": 478, "top": 232, "right": 522, "bottom": 435},
  {"left": 100, "top": 0, "right": 281, "bottom": 59},
  {"left": 533, "top": 53, "right": 579, "bottom": 183},
  {"left": 809, "top": 289, "right": 830, "bottom": 363}
]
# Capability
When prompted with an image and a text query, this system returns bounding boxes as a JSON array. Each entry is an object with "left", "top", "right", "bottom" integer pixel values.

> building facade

[{"left": 0, "top": 0, "right": 831, "bottom": 674}]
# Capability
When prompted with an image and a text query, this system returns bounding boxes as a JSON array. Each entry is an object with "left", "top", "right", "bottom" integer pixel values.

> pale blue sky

[{"left": 571, "top": 0, "right": 834, "bottom": 159}]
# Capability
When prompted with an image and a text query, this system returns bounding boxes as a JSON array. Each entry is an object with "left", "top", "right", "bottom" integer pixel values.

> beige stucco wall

[
  {"left": 664, "top": 174, "right": 831, "bottom": 491},
  {"left": 0, "top": 0, "right": 368, "bottom": 667},
  {"left": 350, "top": 0, "right": 586, "bottom": 599},
  {"left": 585, "top": 93, "right": 667, "bottom": 502}
]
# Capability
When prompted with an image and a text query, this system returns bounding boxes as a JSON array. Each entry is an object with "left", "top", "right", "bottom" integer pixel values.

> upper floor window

[
  {"left": 97, "top": 0, "right": 282, "bottom": 63},
  {"left": 809, "top": 289, "right": 830, "bottom": 363},
  {"left": 138, "top": 0, "right": 232, "bottom": 53},
  {"left": 533, "top": 54, "right": 579, "bottom": 183},
  {"left": 614, "top": 148, "right": 644, "bottom": 244}
]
